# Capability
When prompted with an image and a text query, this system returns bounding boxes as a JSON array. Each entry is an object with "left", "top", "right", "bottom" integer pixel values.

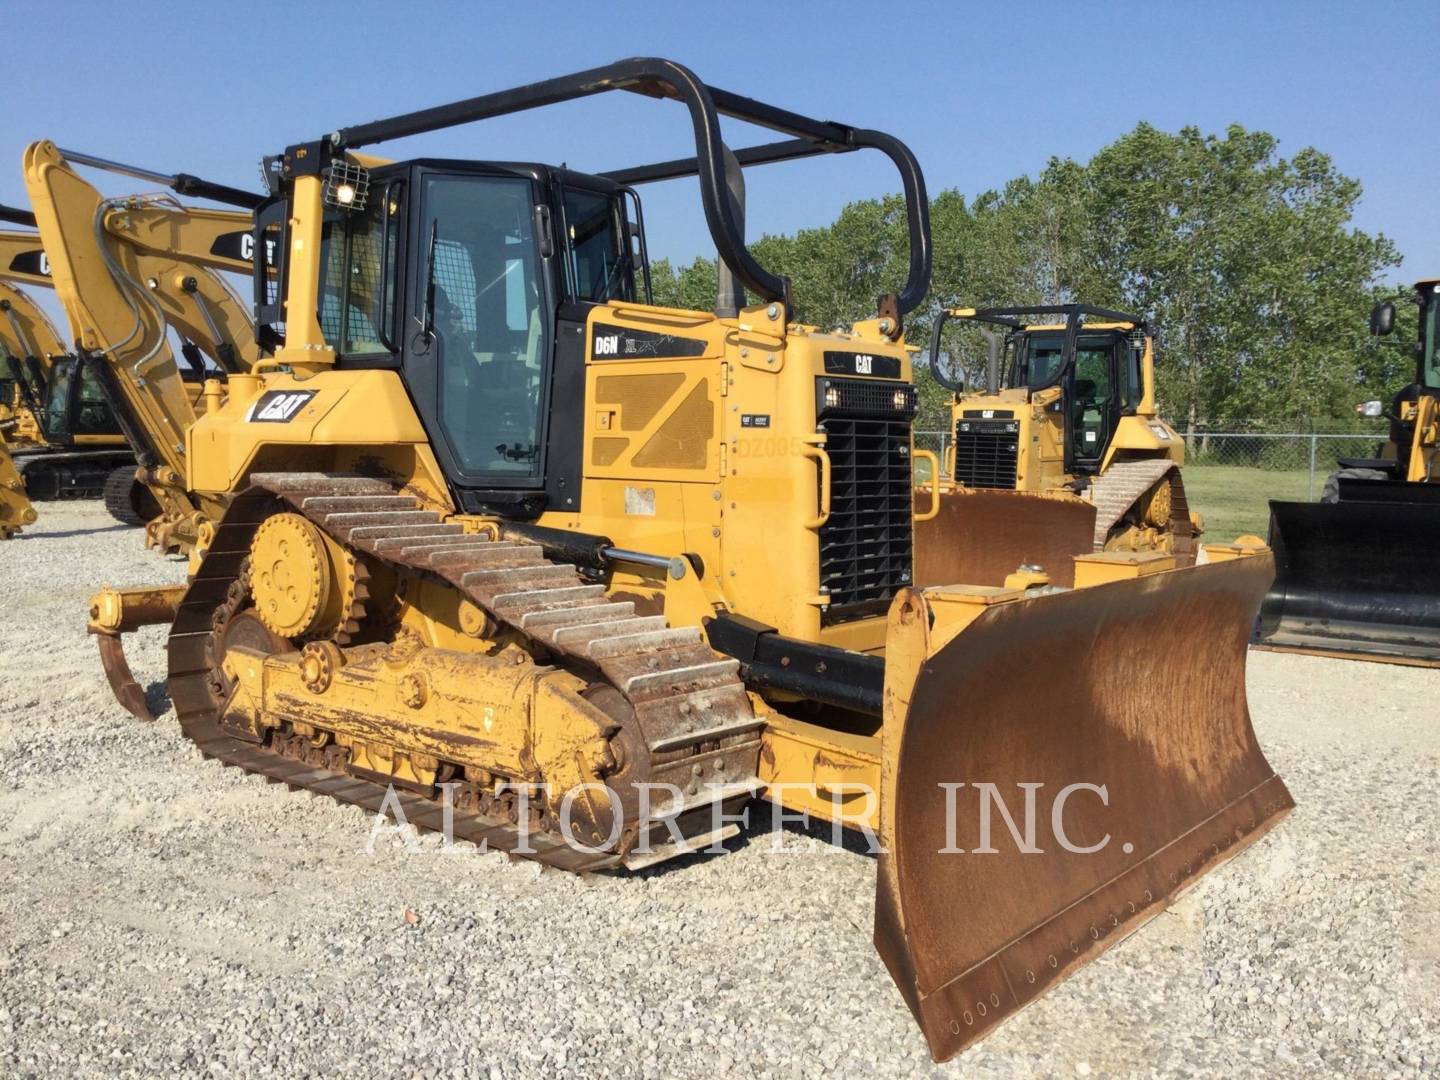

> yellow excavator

[
  {"left": 1256, "top": 280, "right": 1440, "bottom": 665},
  {"left": 76, "top": 59, "right": 1291, "bottom": 1061},
  {"left": 917, "top": 305, "right": 1199, "bottom": 588},
  {"left": 19, "top": 148, "right": 260, "bottom": 550},
  {"left": 0, "top": 212, "right": 138, "bottom": 506}
]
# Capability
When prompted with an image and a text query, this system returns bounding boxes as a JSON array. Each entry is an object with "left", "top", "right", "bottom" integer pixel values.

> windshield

[
  {"left": 1423, "top": 286, "right": 1440, "bottom": 390},
  {"left": 1016, "top": 333, "right": 1111, "bottom": 391},
  {"left": 422, "top": 174, "right": 548, "bottom": 479}
]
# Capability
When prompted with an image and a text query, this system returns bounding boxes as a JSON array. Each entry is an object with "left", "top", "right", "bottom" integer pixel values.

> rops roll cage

[
  {"left": 929, "top": 303, "right": 1144, "bottom": 394},
  {"left": 276, "top": 57, "right": 931, "bottom": 336}
]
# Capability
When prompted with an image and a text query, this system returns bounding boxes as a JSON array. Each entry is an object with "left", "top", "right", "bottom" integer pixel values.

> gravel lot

[{"left": 2, "top": 502, "right": 1437, "bottom": 1078}]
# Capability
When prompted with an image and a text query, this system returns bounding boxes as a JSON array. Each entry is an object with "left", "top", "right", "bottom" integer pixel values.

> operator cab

[
  {"left": 41, "top": 356, "right": 125, "bottom": 444},
  {"left": 1010, "top": 327, "right": 1144, "bottom": 472},
  {"left": 256, "top": 160, "right": 649, "bottom": 517}
]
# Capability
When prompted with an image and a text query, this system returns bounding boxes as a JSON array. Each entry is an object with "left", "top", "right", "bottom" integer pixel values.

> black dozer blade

[{"left": 1255, "top": 480, "right": 1440, "bottom": 666}]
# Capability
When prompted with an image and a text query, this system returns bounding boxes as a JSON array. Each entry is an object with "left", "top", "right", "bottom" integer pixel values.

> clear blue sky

[{"left": 5, "top": 0, "right": 1437, "bottom": 290}]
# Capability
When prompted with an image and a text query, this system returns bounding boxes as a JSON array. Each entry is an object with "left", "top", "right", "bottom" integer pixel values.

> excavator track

[
  {"left": 1087, "top": 458, "right": 1193, "bottom": 554},
  {"left": 167, "top": 473, "right": 763, "bottom": 872},
  {"left": 12, "top": 447, "right": 135, "bottom": 500}
]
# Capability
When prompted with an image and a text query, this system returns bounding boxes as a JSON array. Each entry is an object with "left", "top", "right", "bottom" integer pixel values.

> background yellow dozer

[{"left": 916, "top": 304, "right": 1199, "bottom": 589}]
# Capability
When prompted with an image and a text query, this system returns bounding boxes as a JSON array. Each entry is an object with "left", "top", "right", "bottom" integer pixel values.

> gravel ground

[{"left": 1, "top": 502, "right": 1437, "bottom": 1078}]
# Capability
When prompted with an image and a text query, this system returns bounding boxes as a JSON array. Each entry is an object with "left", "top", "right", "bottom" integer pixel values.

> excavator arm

[{"left": 23, "top": 140, "right": 260, "bottom": 552}]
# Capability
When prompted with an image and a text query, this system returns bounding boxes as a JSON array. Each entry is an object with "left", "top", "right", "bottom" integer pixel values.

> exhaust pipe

[
  {"left": 715, "top": 145, "right": 746, "bottom": 318},
  {"left": 983, "top": 329, "right": 1000, "bottom": 394}
]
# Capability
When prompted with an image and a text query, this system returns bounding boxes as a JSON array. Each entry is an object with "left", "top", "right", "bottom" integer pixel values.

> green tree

[
  {"left": 649, "top": 121, "right": 1400, "bottom": 430},
  {"left": 1083, "top": 123, "right": 1401, "bottom": 427}
]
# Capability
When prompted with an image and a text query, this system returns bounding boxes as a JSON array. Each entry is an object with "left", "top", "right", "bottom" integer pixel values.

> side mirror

[
  {"left": 1357, "top": 399, "right": 1385, "bottom": 418},
  {"left": 1370, "top": 301, "right": 1395, "bottom": 337}
]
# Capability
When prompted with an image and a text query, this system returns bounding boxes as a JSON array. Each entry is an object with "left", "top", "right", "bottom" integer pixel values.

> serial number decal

[
  {"left": 247, "top": 389, "right": 316, "bottom": 423},
  {"left": 591, "top": 323, "right": 708, "bottom": 361},
  {"left": 823, "top": 351, "right": 901, "bottom": 379}
]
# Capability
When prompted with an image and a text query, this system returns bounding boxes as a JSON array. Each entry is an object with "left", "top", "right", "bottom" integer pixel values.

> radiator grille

[
  {"left": 816, "top": 377, "right": 916, "bottom": 626},
  {"left": 953, "top": 418, "right": 1019, "bottom": 489}
]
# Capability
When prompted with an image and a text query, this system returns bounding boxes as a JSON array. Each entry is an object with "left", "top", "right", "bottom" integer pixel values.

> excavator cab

[{"left": 39, "top": 357, "right": 124, "bottom": 443}]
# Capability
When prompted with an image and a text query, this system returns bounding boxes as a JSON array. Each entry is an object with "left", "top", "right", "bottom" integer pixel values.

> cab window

[
  {"left": 1424, "top": 287, "right": 1440, "bottom": 390},
  {"left": 316, "top": 191, "right": 399, "bottom": 355},
  {"left": 562, "top": 188, "right": 633, "bottom": 302},
  {"left": 421, "top": 174, "right": 548, "bottom": 479}
]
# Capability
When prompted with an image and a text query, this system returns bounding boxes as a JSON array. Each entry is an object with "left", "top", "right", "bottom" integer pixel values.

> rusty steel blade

[
  {"left": 914, "top": 488, "right": 1097, "bottom": 589},
  {"left": 97, "top": 633, "right": 155, "bottom": 722},
  {"left": 876, "top": 554, "right": 1293, "bottom": 1061}
]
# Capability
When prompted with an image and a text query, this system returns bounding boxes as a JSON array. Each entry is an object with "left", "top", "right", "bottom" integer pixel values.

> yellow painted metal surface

[{"left": 0, "top": 441, "right": 36, "bottom": 537}]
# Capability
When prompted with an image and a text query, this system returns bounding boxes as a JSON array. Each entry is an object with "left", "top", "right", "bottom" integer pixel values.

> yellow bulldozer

[
  {"left": 916, "top": 304, "right": 1200, "bottom": 588},
  {"left": 79, "top": 59, "right": 1291, "bottom": 1060},
  {"left": 18, "top": 149, "right": 260, "bottom": 548},
  {"left": 1255, "top": 279, "right": 1440, "bottom": 665}
]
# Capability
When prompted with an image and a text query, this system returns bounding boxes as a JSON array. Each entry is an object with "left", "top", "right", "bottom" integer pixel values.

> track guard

[{"left": 875, "top": 555, "right": 1293, "bottom": 1061}]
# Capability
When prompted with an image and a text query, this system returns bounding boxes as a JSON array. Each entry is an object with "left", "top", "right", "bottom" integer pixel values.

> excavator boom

[{"left": 22, "top": 144, "right": 259, "bottom": 551}]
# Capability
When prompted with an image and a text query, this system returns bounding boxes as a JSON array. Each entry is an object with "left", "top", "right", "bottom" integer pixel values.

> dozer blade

[
  {"left": 1256, "top": 489, "right": 1440, "bottom": 666},
  {"left": 913, "top": 488, "right": 1096, "bottom": 589},
  {"left": 875, "top": 554, "right": 1293, "bottom": 1061}
]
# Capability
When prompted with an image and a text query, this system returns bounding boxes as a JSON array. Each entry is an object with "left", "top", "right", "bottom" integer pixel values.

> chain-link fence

[{"left": 913, "top": 420, "right": 1389, "bottom": 541}]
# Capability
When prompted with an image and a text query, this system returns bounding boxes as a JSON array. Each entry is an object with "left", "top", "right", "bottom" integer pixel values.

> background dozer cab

[
  {"left": 21, "top": 148, "right": 260, "bottom": 549},
  {"left": 1256, "top": 279, "right": 1440, "bottom": 665},
  {"left": 0, "top": 210, "right": 136, "bottom": 503},
  {"left": 916, "top": 304, "right": 1198, "bottom": 589},
  {"left": 85, "top": 58, "right": 1290, "bottom": 1061}
]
